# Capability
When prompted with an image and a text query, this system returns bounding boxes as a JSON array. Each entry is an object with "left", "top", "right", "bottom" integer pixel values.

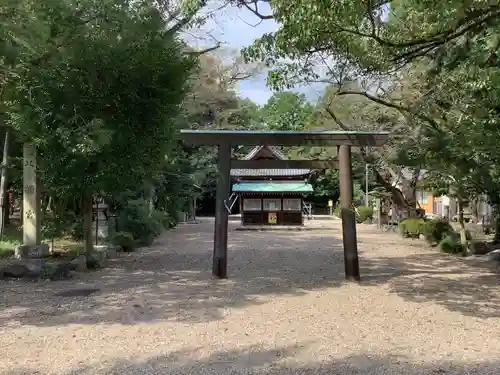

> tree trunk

[
  {"left": 493, "top": 206, "right": 500, "bottom": 244},
  {"left": 457, "top": 199, "right": 468, "bottom": 256},
  {"left": 3, "top": 189, "right": 9, "bottom": 227},
  {"left": 0, "top": 128, "right": 9, "bottom": 238},
  {"left": 83, "top": 191, "right": 94, "bottom": 255}
]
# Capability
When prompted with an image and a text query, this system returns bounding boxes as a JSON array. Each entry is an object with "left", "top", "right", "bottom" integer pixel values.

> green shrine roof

[{"left": 232, "top": 181, "right": 313, "bottom": 193}]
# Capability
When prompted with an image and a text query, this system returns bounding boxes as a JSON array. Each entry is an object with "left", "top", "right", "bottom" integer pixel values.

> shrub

[
  {"left": 64, "top": 246, "right": 84, "bottom": 259},
  {"left": 70, "top": 217, "right": 85, "bottom": 240},
  {"left": 356, "top": 206, "right": 374, "bottom": 223},
  {"left": 111, "top": 231, "right": 135, "bottom": 252},
  {"left": 399, "top": 218, "right": 425, "bottom": 238},
  {"left": 334, "top": 202, "right": 341, "bottom": 217},
  {"left": 439, "top": 235, "right": 463, "bottom": 254},
  {"left": 422, "top": 218, "right": 453, "bottom": 244},
  {"left": 117, "top": 199, "right": 161, "bottom": 245},
  {"left": 152, "top": 211, "right": 174, "bottom": 230}
]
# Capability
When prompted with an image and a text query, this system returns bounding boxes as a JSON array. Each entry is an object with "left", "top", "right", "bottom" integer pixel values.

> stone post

[
  {"left": 23, "top": 143, "right": 40, "bottom": 245},
  {"left": 92, "top": 197, "right": 109, "bottom": 242}
]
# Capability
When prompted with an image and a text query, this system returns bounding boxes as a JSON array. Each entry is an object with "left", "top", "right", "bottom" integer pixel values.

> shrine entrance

[{"left": 181, "top": 130, "right": 389, "bottom": 282}]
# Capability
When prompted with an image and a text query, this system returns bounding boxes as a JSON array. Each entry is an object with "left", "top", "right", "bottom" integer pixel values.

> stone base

[
  {"left": 0, "top": 259, "right": 72, "bottom": 280},
  {"left": 1, "top": 244, "right": 120, "bottom": 280},
  {"left": 15, "top": 244, "right": 50, "bottom": 259}
]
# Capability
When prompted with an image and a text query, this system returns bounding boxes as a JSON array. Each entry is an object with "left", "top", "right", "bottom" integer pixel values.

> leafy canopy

[{"left": 8, "top": 0, "right": 196, "bottom": 197}]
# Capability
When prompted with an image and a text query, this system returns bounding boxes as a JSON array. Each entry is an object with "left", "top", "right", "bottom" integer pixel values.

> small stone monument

[
  {"left": 92, "top": 197, "right": 109, "bottom": 240},
  {"left": 22, "top": 143, "right": 40, "bottom": 246}
]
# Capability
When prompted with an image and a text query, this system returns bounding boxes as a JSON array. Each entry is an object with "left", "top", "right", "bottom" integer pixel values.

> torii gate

[{"left": 181, "top": 130, "right": 389, "bottom": 282}]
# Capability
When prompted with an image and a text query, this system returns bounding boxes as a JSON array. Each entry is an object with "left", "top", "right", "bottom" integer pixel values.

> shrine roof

[{"left": 231, "top": 145, "right": 310, "bottom": 177}]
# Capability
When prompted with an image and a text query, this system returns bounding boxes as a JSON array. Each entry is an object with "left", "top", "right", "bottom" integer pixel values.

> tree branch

[
  {"left": 185, "top": 43, "right": 222, "bottom": 56},
  {"left": 336, "top": 90, "right": 441, "bottom": 132},
  {"left": 235, "top": 0, "right": 274, "bottom": 20},
  {"left": 323, "top": 99, "right": 411, "bottom": 209}
]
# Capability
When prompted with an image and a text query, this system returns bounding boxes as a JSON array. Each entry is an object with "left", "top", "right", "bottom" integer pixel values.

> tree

[
  {"left": 260, "top": 91, "right": 313, "bottom": 130},
  {"left": 7, "top": 0, "right": 197, "bottom": 253},
  {"left": 236, "top": 0, "right": 500, "bottom": 224},
  {"left": 236, "top": 0, "right": 500, "bottom": 80},
  {"left": 181, "top": 51, "right": 263, "bottom": 129}
]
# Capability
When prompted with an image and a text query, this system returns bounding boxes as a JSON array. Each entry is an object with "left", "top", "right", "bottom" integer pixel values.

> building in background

[
  {"left": 390, "top": 167, "right": 493, "bottom": 222},
  {"left": 231, "top": 146, "right": 313, "bottom": 226}
]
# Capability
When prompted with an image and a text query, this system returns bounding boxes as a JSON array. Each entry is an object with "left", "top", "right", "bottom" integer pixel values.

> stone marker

[
  {"left": 22, "top": 143, "right": 40, "bottom": 246},
  {"left": 15, "top": 243, "right": 50, "bottom": 259},
  {"left": 92, "top": 197, "right": 109, "bottom": 240}
]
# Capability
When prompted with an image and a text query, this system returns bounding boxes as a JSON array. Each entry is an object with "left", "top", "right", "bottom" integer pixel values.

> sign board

[
  {"left": 268, "top": 212, "right": 277, "bottom": 224},
  {"left": 328, "top": 200, "right": 333, "bottom": 207}
]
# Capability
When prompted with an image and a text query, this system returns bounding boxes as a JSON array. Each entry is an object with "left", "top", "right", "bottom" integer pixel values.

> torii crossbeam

[{"left": 181, "top": 130, "right": 389, "bottom": 282}]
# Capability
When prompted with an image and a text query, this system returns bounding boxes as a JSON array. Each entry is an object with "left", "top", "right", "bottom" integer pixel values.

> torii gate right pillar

[{"left": 338, "top": 145, "right": 360, "bottom": 281}]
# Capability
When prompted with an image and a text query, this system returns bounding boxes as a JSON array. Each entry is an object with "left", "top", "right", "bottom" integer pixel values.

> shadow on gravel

[
  {"left": 4, "top": 344, "right": 499, "bottom": 375},
  {"left": 1, "top": 219, "right": 499, "bottom": 328}
]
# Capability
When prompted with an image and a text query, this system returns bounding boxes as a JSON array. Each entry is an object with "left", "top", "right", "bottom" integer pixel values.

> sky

[{"left": 185, "top": 3, "right": 325, "bottom": 105}]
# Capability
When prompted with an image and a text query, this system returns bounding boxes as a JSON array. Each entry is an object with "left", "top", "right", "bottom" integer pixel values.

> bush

[
  {"left": 117, "top": 199, "right": 161, "bottom": 245},
  {"left": 356, "top": 206, "right": 374, "bottom": 223},
  {"left": 152, "top": 211, "right": 175, "bottom": 230},
  {"left": 422, "top": 218, "right": 453, "bottom": 244},
  {"left": 334, "top": 202, "right": 341, "bottom": 217},
  {"left": 439, "top": 235, "right": 463, "bottom": 254},
  {"left": 111, "top": 231, "right": 135, "bottom": 252},
  {"left": 399, "top": 218, "right": 425, "bottom": 238}
]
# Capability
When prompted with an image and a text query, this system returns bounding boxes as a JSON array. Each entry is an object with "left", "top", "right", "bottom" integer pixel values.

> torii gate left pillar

[{"left": 213, "top": 143, "right": 231, "bottom": 278}]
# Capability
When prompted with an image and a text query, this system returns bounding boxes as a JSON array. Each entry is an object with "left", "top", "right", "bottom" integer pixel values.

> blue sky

[{"left": 187, "top": 3, "right": 325, "bottom": 105}]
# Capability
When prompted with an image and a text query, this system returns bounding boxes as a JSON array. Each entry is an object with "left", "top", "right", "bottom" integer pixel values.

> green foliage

[
  {"left": 261, "top": 92, "right": 313, "bottom": 130},
  {"left": 334, "top": 203, "right": 341, "bottom": 218},
  {"left": 308, "top": 169, "right": 339, "bottom": 200},
  {"left": 353, "top": 184, "right": 364, "bottom": 206},
  {"left": 64, "top": 246, "right": 84, "bottom": 259},
  {"left": 7, "top": 0, "right": 196, "bottom": 201},
  {"left": 356, "top": 206, "right": 373, "bottom": 223},
  {"left": 117, "top": 199, "right": 160, "bottom": 246},
  {"left": 0, "top": 248, "right": 14, "bottom": 258},
  {"left": 236, "top": 0, "right": 500, "bottom": 243},
  {"left": 421, "top": 219, "right": 453, "bottom": 244},
  {"left": 439, "top": 235, "right": 464, "bottom": 254},
  {"left": 152, "top": 211, "right": 175, "bottom": 230},
  {"left": 399, "top": 219, "right": 425, "bottom": 238},
  {"left": 70, "top": 217, "right": 85, "bottom": 241},
  {"left": 0, "top": 222, "right": 22, "bottom": 249},
  {"left": 111, "top": 231, "right": 135, "bottom": 252},
  {"left": 41, "top": 211, "right": 77, "bottom": 240}
]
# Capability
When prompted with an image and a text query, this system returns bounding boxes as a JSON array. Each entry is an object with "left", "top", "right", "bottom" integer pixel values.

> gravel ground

[{"left": 1, "top": 218, "right": 500, "bottom": 374}]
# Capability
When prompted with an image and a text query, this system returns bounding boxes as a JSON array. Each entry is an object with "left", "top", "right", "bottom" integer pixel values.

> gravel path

[{"left": 1, "top": 218, "right": 500, "bottom": 374}]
